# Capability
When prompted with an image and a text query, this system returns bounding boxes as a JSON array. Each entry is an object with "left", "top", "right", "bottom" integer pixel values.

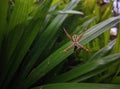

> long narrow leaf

[
  {"left": 88, "top": 39, "right": 115, "bottom": 62},
  {"left": 57, "top": 10, "right": 83, "bottom": 14},
  {"left": 0, "top": 0, "right": 8, "bottom": 52},
  {"left": 32, "top": 83, "right": 120, "bottom": 89}
]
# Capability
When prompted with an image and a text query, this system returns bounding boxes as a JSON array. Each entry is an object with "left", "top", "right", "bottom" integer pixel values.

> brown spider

[{"left": 63, "top": 28, "right": 90, "bottom": 53}]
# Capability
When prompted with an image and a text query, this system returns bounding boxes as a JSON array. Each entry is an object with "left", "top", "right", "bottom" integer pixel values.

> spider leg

[
  {"left": 78, "top": 26, "right": 89, "bottom": 41},
  {"left": 77, "top": 32, "right": 85, "bottom": 41},
  {"left": 63, "top": 44, "right": 74, "bottom": 53},
  {"left": 63, "top": 28, "right": 73, "bottom": 41},
  {"left": 78, "top": 43, "right": 90, "bottom": 53}
]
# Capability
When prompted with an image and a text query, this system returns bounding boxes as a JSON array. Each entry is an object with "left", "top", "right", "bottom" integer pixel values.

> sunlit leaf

[
  {"left": 32, "top": 83, "right": 120, "bottom": 89},
  {"left": 58, "top": 10, "right": 83, "bottom": 15}
]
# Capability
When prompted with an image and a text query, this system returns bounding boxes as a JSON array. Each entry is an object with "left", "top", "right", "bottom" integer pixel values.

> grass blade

[
  {"left": 32, "top": 83, "right": 120, "bottom": 89},
  {"left": 88, "top": 40, "right": 115, "bottom": 62},
  {"left": 0, "top": 0, "right": 8, "bottom": 52}
]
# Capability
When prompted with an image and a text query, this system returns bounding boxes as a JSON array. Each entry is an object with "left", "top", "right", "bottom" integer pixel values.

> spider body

[
  {"left": 63, "top": 28, "right": 90, "bottom": 53},
  {"left": 74, "top": 42, "right": 78, "bottom": 46},
  {"left": 72, "top": 34, "right": 79, "bottom": 46}
]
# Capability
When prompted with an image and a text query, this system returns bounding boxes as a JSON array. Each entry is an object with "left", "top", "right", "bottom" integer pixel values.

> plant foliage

[{"left": 0, "top": 0, "right": 120, "bottom": 89}]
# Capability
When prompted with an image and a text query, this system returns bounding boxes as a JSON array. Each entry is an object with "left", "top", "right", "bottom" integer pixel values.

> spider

[{"left": 63, "top": 28, "right": 90, "bottom": 53}]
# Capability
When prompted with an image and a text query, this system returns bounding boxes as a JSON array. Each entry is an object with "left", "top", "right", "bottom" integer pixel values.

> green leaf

[
  {"left": 50, "top": 53, "right": 120, "bottom": 82},
  {"left": 111, "top": 76, "right": 120, "bottom": 84},
  {"left": 114, "top": 24, "right": 120, "bottom": 53},
  {"left": 88, "top": 40, "right": 115, "bottom": 62},
  {"left": 32, "top": 83, "right": 120, "bottom": 89},
  {"left": 0, "top": 0, "right": 8, "bottom": 52},
  {"left": 57, "top": 10, "right": 83, "bottom": 15},
  {"left": 7, "top": 0, "right": 34, "bottom": 32}
]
